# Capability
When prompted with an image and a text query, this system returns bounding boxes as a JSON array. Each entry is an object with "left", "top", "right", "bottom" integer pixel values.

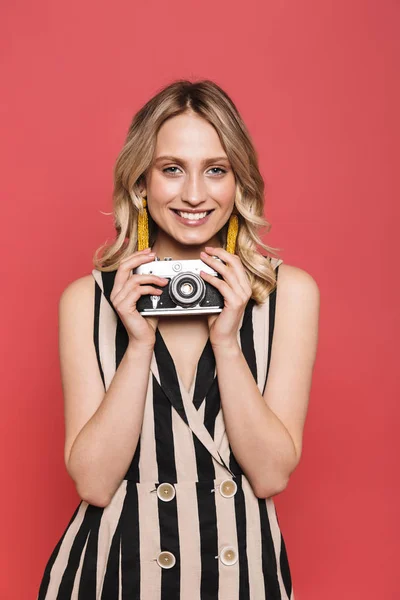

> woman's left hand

[{"left": 199, "top": 246, "right": 252, "bottom": 348}]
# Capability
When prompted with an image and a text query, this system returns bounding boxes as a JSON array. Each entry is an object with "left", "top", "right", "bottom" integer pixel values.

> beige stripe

[
  {"left": 175, "top": 481, "right": 202, "bottom": 599},
  {"left": 173, "top": 368, "right": 198, "bottom": 482},
  {"left": 71, "top": 533, "right": 90, "bottom": 599},
  {"left": 44, "top": 502, "right": 89, "bottom": 598},
  {"left": 270, "top": 257, "right": 284, "bottom": 270},
  {"left": 172, "top": 407, "right": 198, "bottom": 481},
  {"left": 266, "top": 498, "right": 291, "bottom": 599},
  {"left": 91, "top": 269, "right": 103, "bottom": 291},
  {"left": 96, "top": 480, "right": 127, "bottom": 597},
  {"left": 215, "top": 476, "right": 240, "bottom": 599},
  {"left": 138, "top": 375, "right": 159, "bottom": 483},
  {"left": 252, "top": 300, "right": 269, "bottom": 393},
  {"left": 137, "top": 482, "right": 161, "bottom": 600},
  {"left": 242, "top": 476, "right": 266, "bottom": 600}
]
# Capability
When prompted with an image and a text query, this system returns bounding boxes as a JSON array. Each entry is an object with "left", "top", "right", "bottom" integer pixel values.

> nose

[{"left": 180, "top": 173, "right": 208, "bottom": 206}]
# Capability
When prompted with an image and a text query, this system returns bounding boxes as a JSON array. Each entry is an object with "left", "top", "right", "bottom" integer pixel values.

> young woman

[{"left": 38, "top": 79, "right": 319, "bottom": 600}]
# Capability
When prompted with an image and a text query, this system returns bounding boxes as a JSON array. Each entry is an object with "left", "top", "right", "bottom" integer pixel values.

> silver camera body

[{"left": 133, "top": 257, "right": 225, "bottom": 316}]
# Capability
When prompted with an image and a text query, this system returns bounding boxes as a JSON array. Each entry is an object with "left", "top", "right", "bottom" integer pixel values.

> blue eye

[
  {"left": 208, "top": 167, "right": 226, "bottom": 175},
  {"left": 163, "top": 166, "right": 227, "bottom": 175}
]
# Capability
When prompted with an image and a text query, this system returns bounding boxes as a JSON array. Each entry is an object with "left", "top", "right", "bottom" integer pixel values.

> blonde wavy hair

[{"left": 93, "top": 79, "right": 282, "bottom": 302}]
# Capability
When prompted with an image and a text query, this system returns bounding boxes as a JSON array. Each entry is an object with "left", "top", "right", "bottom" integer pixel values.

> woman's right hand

[{"left": 109, "top": 248, "right": 168, "bottom": 348}]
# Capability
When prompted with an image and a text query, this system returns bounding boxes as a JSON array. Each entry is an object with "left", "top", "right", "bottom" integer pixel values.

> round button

[
  {"left": 219, "top": 479, "right": 237, "bottom": 498},
  {"left": 157, "top": 483, "right": 176, "bottom": 502},
  {"left": 156, "top": 551, "right": 176, "bottom": 569},
  {"left": 220, "top": 545, "right": 238, "bottom": 566}
]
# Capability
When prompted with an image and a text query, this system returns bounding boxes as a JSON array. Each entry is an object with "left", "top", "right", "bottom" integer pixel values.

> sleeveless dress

[{"left": 37, "top": 257, "right": 294, "bottom": 600}]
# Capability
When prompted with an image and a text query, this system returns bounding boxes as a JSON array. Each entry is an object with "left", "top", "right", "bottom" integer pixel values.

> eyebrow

[{"left": 154, "top": 155, "right": 230, "bottom": 165}]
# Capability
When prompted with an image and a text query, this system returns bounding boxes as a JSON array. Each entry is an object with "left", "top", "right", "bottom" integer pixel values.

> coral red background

[{"left": 1, "top": 0, "right": 398, "bottom": 598}]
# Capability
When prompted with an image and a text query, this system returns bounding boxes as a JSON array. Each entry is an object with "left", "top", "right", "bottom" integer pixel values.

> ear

[{"left": 137, "top": 175, "right": 147, "bottom": 198}]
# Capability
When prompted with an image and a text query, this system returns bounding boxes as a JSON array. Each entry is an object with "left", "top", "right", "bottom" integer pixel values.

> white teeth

[{"left": 176, "top": 211, "right": 209, "bottom": 220}]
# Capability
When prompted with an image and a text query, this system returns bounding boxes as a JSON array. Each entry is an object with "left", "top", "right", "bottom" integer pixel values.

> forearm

[
  {"left": 213, "top": 341, "right": 298, "bottom": 498},
  {"left": 67, "top": 342, "right": 153, "bottom": 506}
]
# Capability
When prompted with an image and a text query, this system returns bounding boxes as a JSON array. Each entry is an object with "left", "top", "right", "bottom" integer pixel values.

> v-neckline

[{"left": 154, "top": 325, "right": 216, "bottom": 402}]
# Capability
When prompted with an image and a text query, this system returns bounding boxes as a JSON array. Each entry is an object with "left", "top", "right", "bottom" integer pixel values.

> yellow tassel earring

[
  {"left": 137, "top": 196, "right": 150, "bottom": 251},
  {"left": 137, "top": 197, "right": 238, "bottom": 254},
  {"left": 226, "top": 213, "right": 239, "bottom": 254}
]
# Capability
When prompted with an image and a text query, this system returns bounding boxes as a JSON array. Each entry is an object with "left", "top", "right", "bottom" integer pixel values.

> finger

[
  {"left": 199, "top": 270, "right": 241, "bottom": 307},
  {"left": 120, "top": 247, "right": 154, "bottom": 264},
  {"left": 200, "top": 251, "right": 249, "bottom": 299},
  {"left": 112, "top": 274, "right": 167, "bottom": 304},
  {"left": 112, "top": 253, "right": 156, "bottom": 297},
  {"left": 113, "top": 285, "right": 163, "bottom": 310},
  {"left": 203, "top": 247, "right": 251, "bottom": 295}
]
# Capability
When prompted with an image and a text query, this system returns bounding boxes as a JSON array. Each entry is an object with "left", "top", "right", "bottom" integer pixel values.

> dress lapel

[
  {"left": 151, "top": 329, "right": 234, "bottom": 473},
  {"left": 150, "top": 299, "right": 256, "bottom": 475}
]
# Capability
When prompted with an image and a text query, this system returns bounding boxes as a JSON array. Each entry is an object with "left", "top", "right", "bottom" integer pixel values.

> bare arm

[
  {"left": 60, "top": 275, "right": 154, "bottom": 507},
  {"left": 212, "top": 264, "right": 320, "bottom": 498}
]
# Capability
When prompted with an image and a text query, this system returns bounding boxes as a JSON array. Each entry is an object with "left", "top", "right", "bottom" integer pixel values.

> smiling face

[{"left": 140, "top": 111, "right": 236, "bottom": 259}]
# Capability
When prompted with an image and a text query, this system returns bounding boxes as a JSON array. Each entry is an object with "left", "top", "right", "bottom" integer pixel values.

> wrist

[
  {"left": 126, "top": 339, "right": 155, "bottom": 358},
  {"left": 211, "top": 338, "right": 241, "bottom": 356}
]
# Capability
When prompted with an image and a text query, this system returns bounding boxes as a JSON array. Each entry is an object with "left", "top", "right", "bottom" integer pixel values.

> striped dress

[{"left": 38, "top": 257, "right": 294, "bottom": 600}]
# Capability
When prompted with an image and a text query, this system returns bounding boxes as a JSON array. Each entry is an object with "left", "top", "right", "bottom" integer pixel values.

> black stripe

[
  {"left": 56, "top": 504, "right": 104, "bottom": 599},
  {"left": 227, "top": 299, "right": 257, "bottom": 476},
  {"left": 157, "top": 486, "right": 181, "bottom": 599},
  {"left": 100, "top": 270, "right": 119, "bottom": 317},
  {"left": 193, "top": 433, "right": 215, "bottom": 481},
  {"left": 234, "top": 474, "right": 250, "bottom": 599},
  {"left": 196, "top": 481, "right": 219, "bottom": 599},
  {"left": 203, "top": 378, "right": 221, "bottom": 439},
  {"left": 155, "top": 330, "right": 188, "bottom": 426},
  {"left": 154, "top": 346, "right": 181, "bottom": 598},
  {"left": 124, "top": 437, "right": 141, "bottom": 482},
  {"left": 115, "top": 315, "right": 129, "bottom": 369},
  {"left": 193, "top": 339, "right": 216, "bottom": 410},
  {"left": 193, "top": 342, "right": 217, "bottom": 480},
  {"left": 153, "top": 376, "right": 177, "bottom": 482},
  {"left": 240, "top": 298, "right": 257, "bottom": 381},
  {"left": 264, "top": 265, "right": 279, "bottom": 394},
  {"left": 280, "top": 533, "right": 293, "bottom": 598},
  {"left": 120, "top": 482, "right": 141, "bottom": 599},
  {"left": 37, "top": 503, "right": 81, "bottom": 599},
  {"left": 93, "top": 281, "right": 105, "bottom": 390},
  {"left": 100, "top": 521, "right": 122, "bottom": 599},
  {"left": 258, "top": 500, "right": 281, "bottom": 599},
  {"left": 275, "top": 510, "right": 293, "bottom": 598},
  {"left": 77, "top": 508, "right": 104, "bottom": 599}
]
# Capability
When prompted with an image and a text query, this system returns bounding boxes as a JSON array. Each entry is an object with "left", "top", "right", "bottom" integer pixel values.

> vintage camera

[{"left": 133, "top": 257, "right": 225, "bottom": 316}]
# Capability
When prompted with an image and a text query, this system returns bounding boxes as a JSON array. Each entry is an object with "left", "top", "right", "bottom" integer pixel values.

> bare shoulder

[
  {"left": 60, "top": 273, "right": 95, "bottom": 300},
  {"left": 59, "top": 273, "right": 95, "bottom": 316},
  {"left": 276, "top": 263, "right": 320, "bottom": 308}
]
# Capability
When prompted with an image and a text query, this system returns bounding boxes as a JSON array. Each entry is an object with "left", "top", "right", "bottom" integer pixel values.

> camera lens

[{"left": 169, "top": 272, "right": 206, "bottom": 307}]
